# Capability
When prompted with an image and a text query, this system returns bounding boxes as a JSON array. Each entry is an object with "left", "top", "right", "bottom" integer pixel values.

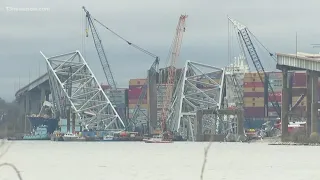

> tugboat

[
  {"left": 143, "top": 131, "right": 173, "bottom": 143},
  {"left": 62, "top": 132, "right": 79, "bottom": 141},
  {"left": 23, "top": 125, "right": 50, "bottom": 140}
]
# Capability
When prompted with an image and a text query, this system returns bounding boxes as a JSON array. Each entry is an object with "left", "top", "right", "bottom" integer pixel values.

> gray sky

[{"left": 1, "top": 0, "right": 320, "bottom": 101}]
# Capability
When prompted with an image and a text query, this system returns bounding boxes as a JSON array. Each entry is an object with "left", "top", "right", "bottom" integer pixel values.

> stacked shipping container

[
  {"left": 291, "top": 71, "right": 307, "bottom": 115},
  {"left": 243, "top": 72, "right": 265, "bottom": 118},
  {"left": 128, "top": 79, "right": 148, "bottom": 123},
  {"left": 267, "top": 72, "right": 283, "bottom": 117},
  {"left": 104, "top": 88, "right": 128, "bottom": 120},
  {"left": 59, "top": 118, "right": 81, "bottom": 133}
]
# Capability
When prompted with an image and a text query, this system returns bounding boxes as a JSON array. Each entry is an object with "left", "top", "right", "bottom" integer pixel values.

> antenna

[{"left": 295, "top": 32, "right": 297, "bottom": 58}]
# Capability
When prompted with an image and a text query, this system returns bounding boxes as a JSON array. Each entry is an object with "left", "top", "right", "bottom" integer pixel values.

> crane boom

[
  {"left": 229, "top": 17, "right": 281, "bottom": 117},
  {"left": 160, "top": 15, "right": 188, "bottom": 131},
  {"left": 83, "top": 6, "right": 117, "bottom": 90}
]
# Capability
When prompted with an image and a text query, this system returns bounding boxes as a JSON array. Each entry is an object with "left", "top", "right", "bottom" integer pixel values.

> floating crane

[
  {"left": 83, "top": 6, "right": 118, "bottom": 105},
  {"left": 228, "top": 17, "right": 281, "bottom": 117},
  {"left": 82, "top": 9, "right": 160, "bottom": 131},
  {"left": 229, "top": 17, "right": 306, "bottom": 118},
  {"left": 160, "top": 15, "right": 188, "bottom": 132}
]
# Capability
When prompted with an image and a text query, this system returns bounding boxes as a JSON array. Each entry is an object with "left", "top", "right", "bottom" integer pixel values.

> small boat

[
  {"left": 23, "top": 125, "right": 50, "bottom": 140},
  {"left": 102, "top": 135, "right": 114, "bottom": 141},
  {"left": 62, "top": 132, "right": 79, "bottom": 141},
  {"left": 143, "top": 135, "right": 173, "bottom": 143}
]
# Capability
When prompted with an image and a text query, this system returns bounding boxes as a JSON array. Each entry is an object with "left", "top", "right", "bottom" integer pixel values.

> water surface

[{"left": 0, "top": 141, "right": 318, "bottom": 180}]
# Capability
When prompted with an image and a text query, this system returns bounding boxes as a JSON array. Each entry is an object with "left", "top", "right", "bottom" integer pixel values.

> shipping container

[
  {"left": 244, "top": 87, "right": 264, "bottom": 92},
  {"left": 291, "top": 88, "right": 307, "bottom": 96},
  {"left": 105, "top": 89, "right": 127, "bottom": 105},
  {"left": 244, "top": 72, "right": 265, "bottom": 78},
  {"left": 291, "top": 106, "right": 306, "bottom": 112},
  {"left": 244, "top": 101, "right": 264, "bottom": 107},
  {"left": 129, "top": 85, "right": 144, "bottom": 89},
  {"left": 129, "top": 103, "right": 148, "bottom": 109},
  {"left": 128, "top": 87, "right": 145, "bottom": 99},
  {"left": 244, "top": 107, "right": 265, "bottom": 118},
  {"left": 292, "top": 72, "right": 307, "bottom": 87},
  {"left": 268, "top": 79, "right": 282, "bottom": 88},
  {"left": 129, "top": 79, "right": 147, "bottom": 86},
  {"left": 267, "top": 102, "right": 282, "bottom": 107},
  {"left": 243, "top": 92, "right": 264, "bottom": 97},
  {"left": 268, "top": 111, "right": 278, "bottom": 117},
  {"left": 268, "top": 71, "right": 282, "bottom": 79},
  {"left": 244, "top": 97, "right": 264, "bottom": 102},
  {"left": 244, "top": 77, "right": 264, "bottom": 83},
  {"left": 268, "top": 92, "right": 281, "bottom": 97},
  {"left": 128, "top": 99, "right": 148, "bottom": 104},
  {"left": 292, "top": 96, "right": 306, "bottom": 102},
  {"left": 243, "top": 82, "right": 264, "bottom": 88},
  {"left": 268, "top": 95, "right": 282, "bottom": 102}
]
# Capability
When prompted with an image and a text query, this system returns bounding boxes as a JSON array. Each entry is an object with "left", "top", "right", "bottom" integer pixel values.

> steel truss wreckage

[
  {"left": 166, "top": 60, "right": 229, "bottom": 141},
  {"left": 41, "top": 50, "right": 125, "bottom": 130}
]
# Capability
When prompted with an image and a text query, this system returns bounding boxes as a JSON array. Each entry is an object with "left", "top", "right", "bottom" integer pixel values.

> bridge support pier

[
  {"left": 306, "top": 71, "right": 312, "bottom": 136},
  {"left": 309, "top": 71, "right": 319, "bottom": 135},
  {"left": 281, "top": 69, "right": 290, "bottom": 141}
]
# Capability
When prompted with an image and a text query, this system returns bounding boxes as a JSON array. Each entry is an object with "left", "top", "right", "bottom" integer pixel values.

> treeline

[{"left": 0, "top": 98, "right": 23, "bottom": 136}]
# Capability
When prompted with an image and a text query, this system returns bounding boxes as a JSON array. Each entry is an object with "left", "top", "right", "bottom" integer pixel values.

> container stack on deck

[
  {"left": 128, "top": 79, "right": 148, "bottom": 124},
  {"left": 243, "top": 72, "right": 265, "bottom": 119},
  {"left": 104, "top": 88, "right": 128, "bottom": 120},
  {"left": 291, "top": 72, "right": 307, "bottom": 115},
  {"left": 59, "top": 118, "right": 80, "bottom": 133},
  {"left": 267, "top": 72, "right": 283, "bottom": 117}
]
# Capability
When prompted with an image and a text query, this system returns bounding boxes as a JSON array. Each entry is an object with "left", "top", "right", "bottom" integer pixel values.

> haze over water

[{"left": 0, "top": 141, "right": 318, "bottom": 180}]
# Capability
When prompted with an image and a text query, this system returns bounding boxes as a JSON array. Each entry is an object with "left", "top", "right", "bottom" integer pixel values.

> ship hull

[{"left": 27, "top": 117, "right": 58, "bottom": 134}]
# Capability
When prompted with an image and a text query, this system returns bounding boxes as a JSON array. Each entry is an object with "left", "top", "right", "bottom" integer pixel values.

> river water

[{"left": 0, "top": 141, "right": 319, "bottom": 180}]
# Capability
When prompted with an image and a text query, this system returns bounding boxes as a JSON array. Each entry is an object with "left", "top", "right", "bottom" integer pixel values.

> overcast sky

[{"left": 1, "top": 0, "right": 320, "bottom": 101}]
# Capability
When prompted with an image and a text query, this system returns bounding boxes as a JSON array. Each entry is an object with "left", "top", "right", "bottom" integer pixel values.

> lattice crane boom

[
  {"left": 83, "top": 6, "right": 117, "bottom": 90},
  {"left": 160, "top": 15, "right": 188, "bottom": 131},
  {"left": 228, "top": 17, "right": 281, "bottom": 117}
]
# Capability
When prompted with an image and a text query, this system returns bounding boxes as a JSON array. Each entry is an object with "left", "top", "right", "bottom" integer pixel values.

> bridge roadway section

[
  {"left": 277, "top": 52, "right": 320, "bottom": 141},
  {"left": 15, "top": 73, "right": 51, "bottom": 124}
]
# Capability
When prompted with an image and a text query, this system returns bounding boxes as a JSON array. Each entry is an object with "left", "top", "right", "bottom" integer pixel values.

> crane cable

[{"left": 93, "top": 18, "right": 158, "bottom": 59}]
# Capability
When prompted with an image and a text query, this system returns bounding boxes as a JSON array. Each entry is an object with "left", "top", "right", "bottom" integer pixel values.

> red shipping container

[
  {"left": 292, "top": 72, "right": 307, "bottom": 87},
  {"left": 243, "top": 92, "right": 264, "bottom": 97},
  {"left": 243, "top": 82, "right": 264, "bottom": 88},
  {"left": 128, "top": 87, "right": 143, "bottom": 99},
  {"left": 244, "top": 107, "right": 265, "bottom": 118},
  {"left": 268, "top": 94, "right": 282, "bottom": 102},
  {"left": 129, "top": 85, "right": 144, "bottom": 89}
]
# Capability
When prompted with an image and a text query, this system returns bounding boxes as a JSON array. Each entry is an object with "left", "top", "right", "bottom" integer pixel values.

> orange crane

[{"left": 160, "top": 15, "right": 188, "bottom": 133}]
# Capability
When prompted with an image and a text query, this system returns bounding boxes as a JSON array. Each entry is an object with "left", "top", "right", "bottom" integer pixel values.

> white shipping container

[{"left": 105, "top": 89, "right": 126, "bottom": 105}]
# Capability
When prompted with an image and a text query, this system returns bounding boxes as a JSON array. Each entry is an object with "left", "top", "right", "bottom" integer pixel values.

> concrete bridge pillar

[
  {"left": 310, "top": 71, "right": 318, "bottom": 134},
  {"left": 306, "top": 71, "right": 312, "bottom": 136}
]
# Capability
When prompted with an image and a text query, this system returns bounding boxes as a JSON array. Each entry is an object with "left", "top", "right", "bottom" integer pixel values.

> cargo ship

[{"left": 27, "top": 101, "right": 58, "bottom": 134}]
